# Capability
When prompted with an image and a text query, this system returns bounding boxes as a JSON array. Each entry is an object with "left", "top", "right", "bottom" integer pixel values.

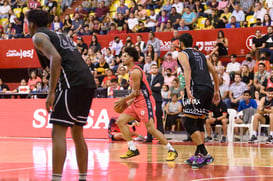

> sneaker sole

[
  {"left": 120, "top": 154, "right": 139, "bottom": 159},
  {"left": 191, "top": 157, "right": 214, "bottom": 169}
]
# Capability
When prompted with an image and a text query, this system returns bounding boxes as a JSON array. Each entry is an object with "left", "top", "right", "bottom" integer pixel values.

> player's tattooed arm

[
  {"left": 32, "top": 33, "right": 61, "bottom": 94},
  {"left": 32, "top": 33, "right": 62, "bottom": 112}
]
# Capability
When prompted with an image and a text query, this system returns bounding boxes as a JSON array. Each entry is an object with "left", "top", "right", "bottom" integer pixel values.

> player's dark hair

[
  {"left": 124, "top": 47, "right": 139, "bottom": 62},
  {"left": 26, "top": 9, "right": 49, "bottom": 28},
  {"left": 179, "top": 33, "right": 193, "bottom": 47}
]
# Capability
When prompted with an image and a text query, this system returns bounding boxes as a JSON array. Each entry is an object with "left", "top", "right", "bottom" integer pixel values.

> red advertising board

[
  {"left": 0, "top": 27, "right": 267, "bottom": 69},
  {"left": 0, "top": 98, "right": 147, "bottom": 138}
]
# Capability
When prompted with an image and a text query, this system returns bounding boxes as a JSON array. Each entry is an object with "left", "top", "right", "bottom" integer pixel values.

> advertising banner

[
  {"left": 0, "top": 98, "right": 148, "bottom": 138},
  {"left": 0, "top": 27, "right": 266, "bottom": 69}
]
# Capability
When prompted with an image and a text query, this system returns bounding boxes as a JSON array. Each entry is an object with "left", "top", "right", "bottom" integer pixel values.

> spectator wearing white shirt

[
  {"left": 226, "top": 54, "right": 241, "bottom": 81},
  {"left": 219, "top": 76, "right": 229, "bottom": 99},
  {"left": 0, "top": 1, "right": 11, "bottom": 19},
  {"left": 145, "top": 8, "right": 158, "bottom": 32},
  {"left": 172, "top": 0, "right": 184, "bottom": 14},
  {"left": 219, "top": 66, "right": 230, "bottom": 86},
  {"left": 253, "top": 2, "right": 267, "bottom": 22},
  {"left": 135, "top": 35, "right": 146, "bottom": 54},
  {"left": 266, "top": 0, "right": 273, "bottom": 9},
  {"left": 126, "top": 12, "right": 139, "bottom": 32},
  {"left": 143, "top": 55, "right": 157, "bottom": 75},
  {"left": 111, "top": 36, "right": 124, "bottom": 56},
  {"left": 231, "top": 4, "right": 245, "bottom": 22}
]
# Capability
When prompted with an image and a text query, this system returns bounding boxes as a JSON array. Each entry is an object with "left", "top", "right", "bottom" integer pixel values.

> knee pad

[
  {"left": 197, "top": 118, "right": 205, "bottom": 132},
  {"left": 182, "top": 117, "right": 199, "bottom": 136}
]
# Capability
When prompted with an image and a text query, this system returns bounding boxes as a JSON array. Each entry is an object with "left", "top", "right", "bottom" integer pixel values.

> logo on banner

[
  {"left": 246, "top": 35, "right": 255, "bottom": 50},
  {"left": 196, "top": 41, "right": 216, "bottom": 51},
  {"left": 160, "top": 40, "right": 172, "bottom": 51},
  {"left": 6, "top": 49, "right": 34, "bottom": 59}
]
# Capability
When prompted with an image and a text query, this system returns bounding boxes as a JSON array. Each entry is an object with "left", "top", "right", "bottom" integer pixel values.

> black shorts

[
  {"left": 265, "top": 115, "right": 270, "bottom": 125},
  {"left": 183, "top": 86, "right": 214, "bottom": 117},
  {"left": 50, "top": 88, "right": 96, "bottom": 127}
]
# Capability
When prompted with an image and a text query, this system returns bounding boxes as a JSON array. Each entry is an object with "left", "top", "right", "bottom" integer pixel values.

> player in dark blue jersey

[
  {"left": 27, "top": 9, "right": 96, "bottom": 181},
  {"left": 177, "top": 33, "right": 220, "bottom": 169}
]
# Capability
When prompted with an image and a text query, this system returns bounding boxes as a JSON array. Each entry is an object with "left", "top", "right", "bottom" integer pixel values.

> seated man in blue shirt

[{"left": 234, "top": 90, "right": 257, "bottom": 141}]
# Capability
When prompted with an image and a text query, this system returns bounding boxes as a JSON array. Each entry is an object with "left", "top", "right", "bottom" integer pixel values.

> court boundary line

[
  {"left": 0, "top": 167, "right": 36, "bottom": 173},
  {"left": 192, "top": 175, "right": 273, "bottom": 181}
]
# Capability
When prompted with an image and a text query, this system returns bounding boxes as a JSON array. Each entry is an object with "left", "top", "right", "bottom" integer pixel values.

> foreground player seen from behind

[
  {"left": 27, "top": 10, "right": 96, "bottom": 181},
  {"left": 177, "top": 33, "right": 220, "bottom": 169},
  {"left": 114, "top": 47, "right": 178, "bottom": 161}
]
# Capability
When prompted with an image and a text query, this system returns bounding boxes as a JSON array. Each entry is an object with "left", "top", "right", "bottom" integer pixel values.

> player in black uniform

[
  {"left": 177, "top": 33, "right": 220, "bottom": 169},
  {"left": 26, "top": 10, "right": 96, "bottom": 181}
]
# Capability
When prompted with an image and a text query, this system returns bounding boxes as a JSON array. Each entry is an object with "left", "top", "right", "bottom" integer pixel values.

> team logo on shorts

[{"left": 141, "top": 111, "right": 145, "bottom": 115}]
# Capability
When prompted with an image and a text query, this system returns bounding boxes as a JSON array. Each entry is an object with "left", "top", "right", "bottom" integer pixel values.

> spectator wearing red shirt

[
  {"left": 108, "top": 23, "right": 120, "bottom": 34},
  {"left": 28, "top": 70, "right": 42, "bottom": 91},
  {"left": 28, "top": 0, "right": 41, "bottom": 9},
  {"left": 74, "top": 5, "right": 88, "bottom": 20},
  {"left": 95, "top": 1, "right": 109, "bottom": 22},
  {"left": 102, "top": 69, "right": 117, "bottom": 87}
]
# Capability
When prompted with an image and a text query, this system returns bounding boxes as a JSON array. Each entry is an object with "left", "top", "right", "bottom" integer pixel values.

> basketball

[{"left": 113, "top": 101, "right": 128, "bottom": 113}]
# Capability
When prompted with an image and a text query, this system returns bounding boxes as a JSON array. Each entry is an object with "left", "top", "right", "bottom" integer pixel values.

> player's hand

[
  {"left": 186, "top": 89, "right": 195, "bottom": 102},
  {"left": 46, "top": 92, "right": 55, "bottom": 113},
  {"left": 212, "top": 91, "right": 220, "bottom": 105},
  {"left": 114, "top": 98, "right": 126, "bottom": 108}
]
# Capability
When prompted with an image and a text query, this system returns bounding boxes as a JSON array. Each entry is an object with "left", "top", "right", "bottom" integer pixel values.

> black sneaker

[
  {"left": 221, "top": 136, "right": 226, "bottom": 143},
  {"left": 248, "top": 135, "right": 258, "bottom": 143},
  {"left": 266, "top": 135, "right": 273, "bottom": 144},
  {"left": 204, "top": 136, "right": 212, "bottom": 142}
]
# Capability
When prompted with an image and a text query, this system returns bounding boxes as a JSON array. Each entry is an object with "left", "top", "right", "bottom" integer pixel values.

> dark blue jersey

[
  {"left": 35, "top": 27, "right": 96, "bottom": 91},
  {"left": 178, "top": 48, "right": 213, "bottom": 89}
]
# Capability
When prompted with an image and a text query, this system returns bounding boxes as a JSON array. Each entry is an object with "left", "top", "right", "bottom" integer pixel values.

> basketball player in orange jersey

[{"left": 114, "top": 47, "right": 178, "bottom": 161}]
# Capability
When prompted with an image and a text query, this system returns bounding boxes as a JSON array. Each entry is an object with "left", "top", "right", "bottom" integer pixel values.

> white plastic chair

[{"left": 230, "top": 109, "right": 253, "bottom": 142}]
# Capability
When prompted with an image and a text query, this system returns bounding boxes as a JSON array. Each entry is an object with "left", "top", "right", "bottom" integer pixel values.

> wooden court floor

[{"left": 0, "top": 138, "right": 273, "bottom": 181}]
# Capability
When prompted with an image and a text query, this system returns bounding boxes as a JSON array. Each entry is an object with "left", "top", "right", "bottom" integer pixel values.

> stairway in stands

[{"left": 59, "top": 0, "right": 83, "bottom": 20}]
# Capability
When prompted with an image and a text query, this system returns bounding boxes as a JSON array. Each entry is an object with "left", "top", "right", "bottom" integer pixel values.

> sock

[
  {"left": 79, "top": 173, "right": 87, "bottom": 181},
  {"left": 52, "top": 173, "right": 62, "bottom": 181},
  {"left": 253, "top": 131, "right": 257, "bottom": 137},
  {"left": 197, "top": 144, "right": 208, "bottom": 156},
  {"left": 194, "top": 147, "right": 199, "bottom": 155},
  {"left": 128, "top": 140, "right": 137, "bottom": 151},
  {"left": 166, "top": 143, "right": 175, "bottom": 151},
  {"left": 270, "top": 131, "right": 273, "bottom": 136}
]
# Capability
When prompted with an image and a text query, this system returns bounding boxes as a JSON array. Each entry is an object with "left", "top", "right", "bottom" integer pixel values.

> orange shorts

[{"left": 123, "top": 96, "right": 157, "bottom": 123}]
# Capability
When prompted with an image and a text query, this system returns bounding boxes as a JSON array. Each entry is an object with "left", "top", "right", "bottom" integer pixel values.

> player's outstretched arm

[{"left": 32, "top": 33, "right": 62, "bottom": 112}]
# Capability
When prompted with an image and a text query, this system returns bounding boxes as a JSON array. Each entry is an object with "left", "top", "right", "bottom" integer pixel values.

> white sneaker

[{"left": 133, "top": 135, "right": 144, "bottom": 141}]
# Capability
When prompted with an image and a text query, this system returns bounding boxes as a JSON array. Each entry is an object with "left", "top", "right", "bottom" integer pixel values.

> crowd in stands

[
  {"left": 2, "top": 0, "right": 273, "bottom": 143},
  {"left": 2, "top": 0, "right": 273, "bottom": 39}
]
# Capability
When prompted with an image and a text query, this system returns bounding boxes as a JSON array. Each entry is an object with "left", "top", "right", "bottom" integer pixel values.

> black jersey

[
  {"left": 35, "top": 27, "right": 96, "bottom": 91},
  {"left": 264, "top": 97, "right": 273, "bottom": 109},
  {"left": 178, "top": 48, "right": 213, "bottom": 89}
]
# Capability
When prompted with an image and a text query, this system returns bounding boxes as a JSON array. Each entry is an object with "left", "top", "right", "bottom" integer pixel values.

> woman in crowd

[
  {"left": 210, "top": 53, "right": 222, "bottom": 71},
  {"left": 145, "top": 44, "right": 158, "bottom": 62},
  {"left": 28, "top": 70, "right": 41, "bottom": 92},
  {"left": 212, "top": 30, "right": 228, "bottom": 56},
  {"left": 51, "top": 15, "right": 63, "bottom": 31},
  {"left": 89, "top": 35, "right": 101, "bottom": 53},
  {"left": 168, "top": 78, "right": 184, "bottom": 100},
  {"left": 62, "top": 14, "right": 72, "bottom": 33}
]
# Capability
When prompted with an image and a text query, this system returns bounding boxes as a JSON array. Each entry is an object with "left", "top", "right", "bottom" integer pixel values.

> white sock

[
  {"left": 166, "top": 143, "right": 175, "bottom": 151},
  {"left": 79, "top": 173, "right": 87, "bottom": 180},
  {"left": 270, "top": 131, "right": 273, "bottom": 136},
  {"left": 52, "top": 173, "right": 62, "bottom": 181},
  {"left": 253, "top": 131, "right": 257, "bottom": 137},
  {"left": 128, "top": 140, "right": 137, "bottom": 151}
]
